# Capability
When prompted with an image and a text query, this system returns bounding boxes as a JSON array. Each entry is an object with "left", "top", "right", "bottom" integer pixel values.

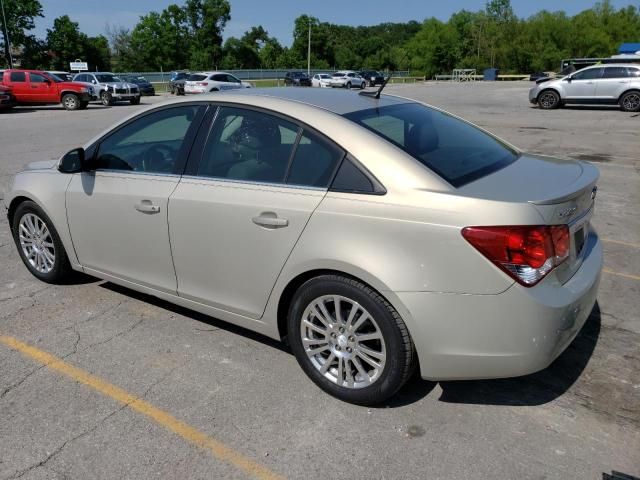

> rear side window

[
  {"left": 330, "top": 157, "right": 385, "bottom": 194},
  {"left": 602, "top": 67, "right": 629, "bottom": 79},
  {"left": 286, "top": 130, "right": 343, "bottom": 187},
  {"left": 10, "top": 72, "right": 26, "bottom": 82},
  {"left": 629, "top": 68, "right": 640, "bottom": 77},
  {"left": 344, "top": 103, "right": 518, "bottom": 187}
]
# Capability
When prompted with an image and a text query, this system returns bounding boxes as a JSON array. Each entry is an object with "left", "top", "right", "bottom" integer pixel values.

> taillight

[
  {"left": 196, "top": 82, "right": 208, "bottom": 87},
  {"left": 461, "top": 225, "right": 570, "bottom": 286}
]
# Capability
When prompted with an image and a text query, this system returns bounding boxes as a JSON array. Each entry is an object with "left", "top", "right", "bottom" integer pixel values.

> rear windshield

[
  {"left": 188, "top": 74, "right": 207, "bottom": 81},
  {"left": 344, "top": 103, "right": 518, "bottom": 187}
]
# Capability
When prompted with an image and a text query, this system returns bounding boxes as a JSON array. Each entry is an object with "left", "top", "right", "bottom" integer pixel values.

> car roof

[
  {"left": 580, "top": 63, "right": 640, "bottom": 69},
  {"left": 193, "top": 71, "right": 233, "bottom": 76},
  {"left": 166, "top": 87, "right": 411, "bottom": 115}
]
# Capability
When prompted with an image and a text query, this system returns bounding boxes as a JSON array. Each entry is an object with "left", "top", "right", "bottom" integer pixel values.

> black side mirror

[
  {"left": 58, "top": 147, "right": 85, "bottom": 173},
  {"left": 566, "top": 76, "right": 572, "bottom": 83}
]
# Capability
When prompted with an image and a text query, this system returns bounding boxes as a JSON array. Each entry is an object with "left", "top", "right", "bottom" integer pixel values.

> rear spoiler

[{"left": 529, "top": 162, "right": 599, "bottom": 205}]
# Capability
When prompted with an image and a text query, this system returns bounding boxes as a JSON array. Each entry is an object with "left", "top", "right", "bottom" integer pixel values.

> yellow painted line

[
  {"left": 0, "top": 335, "right": 284, "bottom": 480},
  {"left": 601, "top": 238, "right": 640, "bottom": 249},
  {"left": 602, "top": 268, "right": 640, "bottom": 281}
]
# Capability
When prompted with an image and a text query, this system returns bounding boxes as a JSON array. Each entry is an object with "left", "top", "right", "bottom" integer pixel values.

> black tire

[
  {"left": 61, "top": 93, "right": 80, "bottom": 111},
  {"left": 361, "top": 82, "right": 366, "bottom": 89},
  {"left": 101, "top": 91, "right": 114, "bottom": 106},
  {"left": 79, "top": 101, "right": 89, "bottom": 110},
  {"left": 170, "top": 85, "right": 175, "bottom": 94},
  {"left": 346, "top": 82, "right": 352, "bottom": 90},
  {"left": 130, "top": 96, "right": 140, "bottom": 105},
  {"left": 11, "top": 201, "right": 73, "bottom": 284},
  {"left": 287, "top": 274, "right": 416, "bottom": 405},
  {"left": 619, "top": 91, "right": 640, "bottom": 112},
  {"left": 537, "top": 89, "right": 560, "bottom": 109},
  {"left": 210, "top": 87, "right": 219, "bottom": 92}
]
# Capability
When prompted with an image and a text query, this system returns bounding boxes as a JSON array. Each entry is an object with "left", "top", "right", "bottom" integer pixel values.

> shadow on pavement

[
  {"left": 100, "top": 281, "right": 289, "bottom": 353},
  {"left": 437, "top": 302, "right": 601, "bottom": 406}
]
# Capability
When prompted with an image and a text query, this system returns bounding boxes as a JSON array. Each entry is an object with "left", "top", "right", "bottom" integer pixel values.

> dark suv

[
  {"left": 170, "top": 72, "right": 190, "bottom": 95},
  {"left": 284, "top": 71, "right": 311, "bottom": 87},
  {"left": 359, "top": 70, "right": 385, "bottom": 87}
]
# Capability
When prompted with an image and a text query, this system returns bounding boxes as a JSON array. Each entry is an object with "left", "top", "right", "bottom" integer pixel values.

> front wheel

[
  {"left": 61, "top": 93, "right": 80, "bottom": 111},
  {"left": 361, "top": 82, "right": 366, "bottom": 89},
  {"left": 346, "top": 82, "right": 352, "bottom": 90},
  {"left": 288, "top": 275, "right": 416, "bottom": 405},
  {"left": 537, "top": 90, "right": 560, "bottom": 109},
  {"left": 11, "top": 201, "right": 73, "bottom": 283},
  {"left": 130, "top": 96, "right": 140, "bottom": 105},
  {"left": 101, "top": 91, "right": 114, "bottom": 106},
  {"left": 620, "top": 91, "right": 640, "bottom": 112}
]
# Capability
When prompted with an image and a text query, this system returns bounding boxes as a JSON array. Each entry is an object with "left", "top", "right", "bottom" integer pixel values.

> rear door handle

[
  {"left": 135, "top": 200, "right": 160, "bottom": 214},
  {"left": 252, "top": 212, "right": 288, "bottom": 228}
]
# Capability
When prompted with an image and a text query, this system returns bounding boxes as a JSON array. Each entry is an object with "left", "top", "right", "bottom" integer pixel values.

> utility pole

[
  {"left": 307, "top": 20, "right": 311, "bottom": 75},
  {"left": 0, "top": 0, "right": 13, "bottom": 68}
]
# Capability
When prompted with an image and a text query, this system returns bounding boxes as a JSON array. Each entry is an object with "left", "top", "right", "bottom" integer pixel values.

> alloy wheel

[
  {"left": 300, "top": 295, "right": 386, "bottom": 389},
  {"left": 18, "top": 213, "right": 55, "bottom": 274},
  {"left": 539, "top": 92, "right": 557, "bottom": 109},
  {"left": 623, "top": 93, "right": 640, "bottom": 111}
]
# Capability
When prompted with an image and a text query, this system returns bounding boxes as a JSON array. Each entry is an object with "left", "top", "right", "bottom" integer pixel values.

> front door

[
  {"left": 28, "top": 72, "right": 57, "bottom": 103},
  {"left": 169, "top": 105, "right": 344, "bottom": 319},
  {"left": 66, "top": 104, "right": 204, "bottom": 293},
  {"left": 564, "top": 67, "right": 602, "bottom": 99}
]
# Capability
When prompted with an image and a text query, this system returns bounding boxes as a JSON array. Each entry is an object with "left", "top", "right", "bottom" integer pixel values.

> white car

[
  {"left": 312, "top": 73, "right": 332, "bottom": 88},
  {"left": 184, "top": 72, "right": 252, "bottom": 94},
  {"left": 330, "top": 71, "right": 366, "bottom": 89}
]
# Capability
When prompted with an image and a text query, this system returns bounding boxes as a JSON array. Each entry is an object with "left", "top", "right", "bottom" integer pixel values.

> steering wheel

[{"left": 142, "top": 144, "right": 176, "bottom": 173}]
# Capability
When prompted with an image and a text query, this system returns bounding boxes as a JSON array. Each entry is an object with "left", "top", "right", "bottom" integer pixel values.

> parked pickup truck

[{"left": 1, "top": 69, "right": 91, "bottom": 110}]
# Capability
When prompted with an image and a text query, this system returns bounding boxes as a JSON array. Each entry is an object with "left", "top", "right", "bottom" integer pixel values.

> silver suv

[{"left": 529, "top": 63, "right": 640, "bottom": 112}]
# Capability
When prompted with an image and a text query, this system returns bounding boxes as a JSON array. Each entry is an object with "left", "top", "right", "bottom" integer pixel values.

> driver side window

[{"left": 94, "top": 105, "right": 199, "bottom": 174}]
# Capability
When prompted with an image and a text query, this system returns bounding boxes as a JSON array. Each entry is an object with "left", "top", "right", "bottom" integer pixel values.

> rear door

[
  {"left": 565, "top": 67, "right": 602, "bottom": 99},
  {"left": 5, "top": 71, "right": 30, "bottom": 101},
  {"left": 596, "top": 66, "right": 631, "bottom": 100},
  {"left": 169, "top": 105, "right": 344, "bottom": 319}
]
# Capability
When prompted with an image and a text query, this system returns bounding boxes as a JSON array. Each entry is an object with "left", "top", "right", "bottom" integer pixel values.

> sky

[{"left": 32, "top": 0, "right": 638, "bottom": 46}]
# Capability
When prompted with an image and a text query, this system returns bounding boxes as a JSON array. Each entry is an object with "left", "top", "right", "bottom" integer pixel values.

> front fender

[{"left": 6, "top": 171, "right": 79, "bottom": 267}]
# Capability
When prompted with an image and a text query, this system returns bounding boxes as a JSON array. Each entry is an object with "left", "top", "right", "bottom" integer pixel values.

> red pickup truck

[{"left": 1, "top": 69, "right": 91, "bottom": 110}]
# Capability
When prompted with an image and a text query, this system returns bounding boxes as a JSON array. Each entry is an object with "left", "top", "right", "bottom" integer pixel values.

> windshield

[
  {"left": 47, "top": 73, "right": 64, "bottom": 83},
  {"left": 344, "top": 103, "right": 518, "bottom": 187},
  {"left": 96, "top": 74, "right": 120, "bottom": 83}
]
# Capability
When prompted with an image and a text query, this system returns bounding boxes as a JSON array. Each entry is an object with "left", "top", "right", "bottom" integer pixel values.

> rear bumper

[{"left": 396, "top": 230, "right": 602, "bottom": 380}]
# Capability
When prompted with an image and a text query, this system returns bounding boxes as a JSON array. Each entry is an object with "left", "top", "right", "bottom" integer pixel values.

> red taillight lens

[
  {"left": 196, "top": 82, "right": 208, "bottom": 86},
  {"left": 462, "top": 225, "right": 570, "bottom": 286}
]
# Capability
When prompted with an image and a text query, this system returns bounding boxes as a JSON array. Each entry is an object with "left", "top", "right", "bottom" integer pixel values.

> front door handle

[
  {"left": 135, "top": 200, "right": 160, "bottom": 214},
  {"left": 252, "top": 212, "right": 288, "bottom": 228}
]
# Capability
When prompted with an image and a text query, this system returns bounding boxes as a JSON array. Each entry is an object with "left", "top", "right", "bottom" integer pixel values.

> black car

[
  {"left": 122, "top": 76, "right": 155, "bottom": 96},
  {"left": 284, "top": 71, "right": 311, "bottom": 87},
  {"left": 359, "top": 70, "right": 385, "bottom": 87},
  {"left": 170, "top": 72, "right": 190, "bottom": 95}
]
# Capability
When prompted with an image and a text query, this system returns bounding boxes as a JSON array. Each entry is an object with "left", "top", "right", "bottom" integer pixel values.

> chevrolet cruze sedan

[
  {"left": 5, "top": 88, "right": 602, "bottom": 405},
  {"left": 529, "top": 63, "right": 640, "bottom": 111}
]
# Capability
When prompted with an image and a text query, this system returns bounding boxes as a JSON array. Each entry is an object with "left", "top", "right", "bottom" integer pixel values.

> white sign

[{"left": 69, "top": 61, "right": 88, "bottom": 71}]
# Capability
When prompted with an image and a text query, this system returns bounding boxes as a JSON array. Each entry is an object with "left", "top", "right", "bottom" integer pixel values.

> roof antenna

[{"left": 360, "top": 52, "right": 410, "bottom": 99}]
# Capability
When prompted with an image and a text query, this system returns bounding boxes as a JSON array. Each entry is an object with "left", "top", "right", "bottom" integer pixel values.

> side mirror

[
  {"left": 58, "top": 147, "right": 85, "bottom": 173},
  {"left": 565, "top": 76, "right": 572, "bottom": 83}
]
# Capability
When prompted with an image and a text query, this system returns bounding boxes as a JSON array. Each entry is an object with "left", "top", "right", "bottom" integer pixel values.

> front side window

[
  {"left": 572, "top": 68, "right": 602, "bottom": 80},
  {"left": 344, "top": 103, "right": 518, "bottom": 187},
  {"left": 30, "top": 73, "right": 47, "bottom": 83},
  {"left": 198, "top": 107, "right": 299, "bottom": 183},
  {"left": 94, "top": 105, "right": 199, "bottom": 173}
]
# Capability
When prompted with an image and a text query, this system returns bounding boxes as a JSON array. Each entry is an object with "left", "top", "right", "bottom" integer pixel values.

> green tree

[
  {"left": 0, "top": 0, "right": 43, "bottom": 67},
  {"left": 185, "top": 0, "right": 230, "bottom": 69},
  {"left": 46, "top": 15, "right": 87, "bottom": 70}
]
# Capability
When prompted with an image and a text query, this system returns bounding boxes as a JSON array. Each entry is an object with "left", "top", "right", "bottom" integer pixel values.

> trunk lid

[{"left": 459, "top": 154, "right": 599, "bottom": 284}]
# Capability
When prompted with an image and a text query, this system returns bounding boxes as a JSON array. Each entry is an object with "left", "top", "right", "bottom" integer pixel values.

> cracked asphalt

[{"left": 0, "top": 83, "right": 639, "bottom": 480}]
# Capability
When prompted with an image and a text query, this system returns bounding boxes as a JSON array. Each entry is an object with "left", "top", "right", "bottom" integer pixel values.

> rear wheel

[
  {"left": 11, "top": 201, "right": 73, "bottom": 283},
  {"left": 361, "top": 82, "right": 366, "bottom": 89},
  {"left": 130, "top": 96, "right": 140, "bottom": 105},
  {"left": 537, "top": 89, "right": 560, "bottom": 109},
  {"left": 620, "top": 91, "right": 640, "bottom": 112},
  {"left": 288, "top": 275, "right": 416, "bottom": 405},
  {"left": 61, "top": 93, "right": 80, "bottom": 111}
]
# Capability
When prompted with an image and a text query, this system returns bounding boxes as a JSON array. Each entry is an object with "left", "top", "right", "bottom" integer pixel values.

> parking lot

[{"left": 0, "top": 82, "right": 638, "bottom": 479}]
